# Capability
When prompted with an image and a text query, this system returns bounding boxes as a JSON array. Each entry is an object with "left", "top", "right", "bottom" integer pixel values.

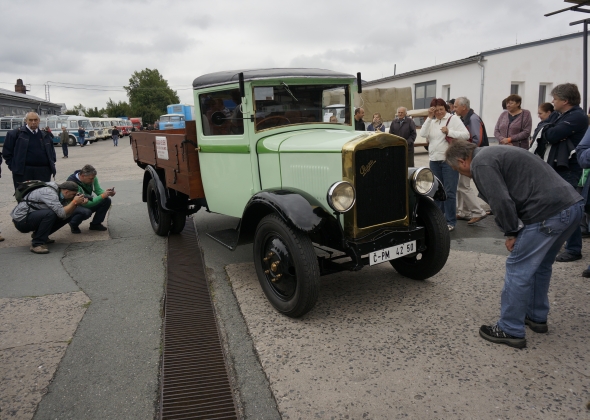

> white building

[{"left": 363, "top": 32, "right": 589, "bottom": 136}]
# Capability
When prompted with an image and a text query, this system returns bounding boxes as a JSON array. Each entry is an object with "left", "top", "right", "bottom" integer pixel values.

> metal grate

[
  {"left": 355, "top": 146, "right": 407, "bottom": 228},
  {"left": 161, "top": 219, "right": 238, "bottom": 420}
]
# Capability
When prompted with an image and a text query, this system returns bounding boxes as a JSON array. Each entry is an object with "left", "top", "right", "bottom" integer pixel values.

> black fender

[
  {"left": 142, "top": 166, "right": 172, "bottom": 211},
  {"left": 236, "top": 188, "right": 343, "bottom": 248}
]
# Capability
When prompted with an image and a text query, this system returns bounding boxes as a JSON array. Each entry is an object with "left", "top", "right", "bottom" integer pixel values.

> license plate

[{"left": 369, "top": 240, "right": 416, "bottom": 266}]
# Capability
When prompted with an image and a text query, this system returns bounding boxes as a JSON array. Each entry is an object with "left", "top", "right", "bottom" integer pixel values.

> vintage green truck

[{"left": 132, "top": 68, "right": 450, "bottom": 317}]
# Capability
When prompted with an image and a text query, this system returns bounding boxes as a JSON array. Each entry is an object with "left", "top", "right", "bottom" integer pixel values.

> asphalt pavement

[{"left": 1, "top": 140, "right": 589, "bottom": 419}]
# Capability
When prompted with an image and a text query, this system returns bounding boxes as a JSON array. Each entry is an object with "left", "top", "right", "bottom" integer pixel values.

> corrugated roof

[
  {"left": 0, "top": 88, "right": 59, "bottom": 105},
  {"left": 364, "top": 31, "right": 584, "bottom": 87}
]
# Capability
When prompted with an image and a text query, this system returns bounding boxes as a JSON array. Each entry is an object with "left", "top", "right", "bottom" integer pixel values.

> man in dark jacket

[
  {"left": 2, "top": 112, "right": 57, "bottom": 189},
  {"left": 543, "top": 84, "right": 588, "bottom": 262},
  {"left": 446, "top": 140, "right": 583, "bottom": 348},
  {"left": 354, "top": 108, "right": 365, "bottom": 131},
  {"left": 389, "top": 107, "right": 417, "bottom": 166}
]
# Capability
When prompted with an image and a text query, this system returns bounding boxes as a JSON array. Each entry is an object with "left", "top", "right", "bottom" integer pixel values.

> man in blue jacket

[
  {"left": 575, "top": 126, "right": 590, "bottom": 277},
  {"left": 543, "top": 84, "right": 588, "bottom": 263},
  {"left": 2, "top": 112, "right": 56, "bottom": 189}
]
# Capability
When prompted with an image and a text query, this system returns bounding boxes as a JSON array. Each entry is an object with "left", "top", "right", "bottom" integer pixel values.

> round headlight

[
  {"left": 327, "top": 181, "right": 356, "bottom": 213},
  {"left": 412, "top": 168, "right": 435, "bottom": 195}
]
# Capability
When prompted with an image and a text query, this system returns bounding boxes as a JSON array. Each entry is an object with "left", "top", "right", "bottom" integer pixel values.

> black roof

[{"left": 192, "top": 68, "right": 355, "bottom": 89}]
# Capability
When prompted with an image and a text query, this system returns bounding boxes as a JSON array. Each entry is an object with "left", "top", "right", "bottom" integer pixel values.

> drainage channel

[{"left": 161, "top": 219, "right": 238, "bottom": 420}]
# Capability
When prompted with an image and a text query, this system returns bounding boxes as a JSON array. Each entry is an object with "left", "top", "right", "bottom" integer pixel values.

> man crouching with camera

[
  {"left": 11, "top": 181, "right": 88, "bottom": 254},
  {"left": 66, "top": 164, "right": 116, "bottom": 234}
]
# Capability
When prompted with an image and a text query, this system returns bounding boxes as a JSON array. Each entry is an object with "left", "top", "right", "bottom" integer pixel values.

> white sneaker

[{"left": 448, "top": 225, "right": 455, "bottom": 231}]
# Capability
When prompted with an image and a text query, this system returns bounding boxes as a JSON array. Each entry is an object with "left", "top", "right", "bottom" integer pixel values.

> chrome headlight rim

[
  {"left": 411, "top": 167, "right": 435, "bottom": 196},
  {"left": 327, "top": 181, "right": 356, "bottom": 213}
]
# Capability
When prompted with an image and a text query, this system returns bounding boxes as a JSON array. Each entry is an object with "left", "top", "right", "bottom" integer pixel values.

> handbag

[{"left": 444, "top": 115, "right": 454, "bottom": 143}]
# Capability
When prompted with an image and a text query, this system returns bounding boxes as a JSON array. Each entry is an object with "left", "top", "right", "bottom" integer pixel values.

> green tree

[
  {"left": 105, "top": 99, "right": 132, "bottom": 118},
  {"left": 85, "top": 106, "right": 107, "bottom": 118},
  {"left": 124, "top": 68, "right": 179, "bottom": 124}
]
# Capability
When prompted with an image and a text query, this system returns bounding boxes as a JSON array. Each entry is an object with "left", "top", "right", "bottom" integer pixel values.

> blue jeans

[
  {"left": 69, "top": 197, "right": 112, "bottom": 228},
  {"left": 558, "top": 169, "right": 583, "bottom": 256},
  {"left": 113, "top": 135, "right": 119, "bottom": 146},
  {"left": 497, "top": 202, "right": 583, "bottom": 337},
  {"left": 429, "top": 160, "right": 459, "bottom": 226}
]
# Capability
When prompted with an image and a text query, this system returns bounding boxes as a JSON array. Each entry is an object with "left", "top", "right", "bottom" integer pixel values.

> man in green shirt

[{"left": 66, "top": 164, "right": 116, "bottom": 233}]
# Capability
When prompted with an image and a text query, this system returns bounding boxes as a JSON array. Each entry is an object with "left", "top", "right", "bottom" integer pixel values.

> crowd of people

[{"left": 354, "top": 83, "right": 590, "bottom": 348}]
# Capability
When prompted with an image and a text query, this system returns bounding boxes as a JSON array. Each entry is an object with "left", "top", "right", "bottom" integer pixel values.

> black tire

[
  {"left": 253, "top": 214, "right": 320, "bottom": 317},
  {"left": 146, "top": 179, "right": 171, "bottom": 236},
  {"left": 68, "top": 135, "right": 77, "bottom": 146},
  {"left": 170, "top": 212, "right": 186, "bottom": 234},
  {"left": 389, "top": 197, "right": 450, "bottom": 280}
]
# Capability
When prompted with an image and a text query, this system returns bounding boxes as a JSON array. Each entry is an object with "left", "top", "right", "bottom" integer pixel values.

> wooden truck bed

[{"left": 131, "top": 121, "right": 205, "bottom": 199}]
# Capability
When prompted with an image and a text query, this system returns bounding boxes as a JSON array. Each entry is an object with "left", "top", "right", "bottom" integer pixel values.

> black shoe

[
  {"left": 45, "top": 238, "right": 55, "bottom": 244},
  {"left": 583, "top": 269, "right": 590, "bottom": 278},
  {"left": 89, "top": 224, "right": 108, "bottom": 231},
  {"left": 479, "top": 324, "right": 526, "bottom": 349},
  {"left": 525, "top": 316, "right": 548, "bottom": 334},
  {"left": 555, "top": 251, "right": 582, "bottom": 262},
  {"left": 70, "top": 225, "right": 82, "bottom": 234}
]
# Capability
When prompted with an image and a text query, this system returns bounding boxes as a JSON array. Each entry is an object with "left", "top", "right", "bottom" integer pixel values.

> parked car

[
  {"left": 131, "top": 68, "right": 450, "bottom": 317},
  {"left": 406, "top": 108, "right": 429, "bottom": 148}
]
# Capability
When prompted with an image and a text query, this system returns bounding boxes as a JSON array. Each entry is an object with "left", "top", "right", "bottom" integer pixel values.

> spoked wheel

[
  {"left": 146, "top": 179, "right": 171, "bottom": 236},
  {"left": 253, "top": 214, "right": 319, "bottom": 317},
  {"left": 389, "top": 197, "right": 450, "bottom": 280}
]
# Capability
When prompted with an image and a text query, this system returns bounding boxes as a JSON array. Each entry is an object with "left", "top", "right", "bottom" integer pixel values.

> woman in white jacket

[{"left": 420, "top": 98, "right": 470, "bottom": 231}]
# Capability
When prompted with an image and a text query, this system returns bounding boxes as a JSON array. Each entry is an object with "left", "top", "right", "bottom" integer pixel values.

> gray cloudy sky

[{"left": 0, "top": 0, "right": 582, "bottom": 110}]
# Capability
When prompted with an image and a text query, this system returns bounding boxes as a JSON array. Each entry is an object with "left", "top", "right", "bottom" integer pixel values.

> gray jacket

[
  {"left": 389, "top": 117, "right": 417, "bottom": 149},
  {"left": 10, "top": 182, "right": 68, "bottom": 222},
  {"left": 471, "top": 147, "right": 582, "bottom": 236}
]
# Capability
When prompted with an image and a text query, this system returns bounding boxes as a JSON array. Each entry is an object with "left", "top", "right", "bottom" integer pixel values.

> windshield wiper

[{"left": 281, "top": 82, "right": 298, "bottom": 102}]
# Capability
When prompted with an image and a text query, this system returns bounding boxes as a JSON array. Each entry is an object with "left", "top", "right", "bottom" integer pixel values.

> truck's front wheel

[
  {"left": 389, "top": 197, "right": 450, "bottom": 280},
  {"left": 147, "top": 179, "right": 171, "bottom": 236},
  {"left": 253, "top": 214, "right": 320, "bottom": 318}
]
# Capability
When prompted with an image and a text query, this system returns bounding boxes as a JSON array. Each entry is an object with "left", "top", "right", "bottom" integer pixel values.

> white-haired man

[
  {"left": 454, "top": 96, "right": 489, "bottom": 225},
  {"left": 3, "top": 112, "right": 57, "bottom": 189},
  {"left": 389, "top": 107, "right": 417, "bottom": 166}
]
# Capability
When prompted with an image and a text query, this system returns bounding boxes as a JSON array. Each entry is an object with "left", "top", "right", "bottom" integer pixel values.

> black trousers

[
  {"left": 13, "top": 209, "right": 71, "bottom": 247},
  {"left": 69, "top": 197, "right": 112, "bottom": 227},
  {"left": 62, "top": 143, "right": 69, "bottom": 157},
  {"left": 12, "top": 165, "right": 53, "bottom": 190}
]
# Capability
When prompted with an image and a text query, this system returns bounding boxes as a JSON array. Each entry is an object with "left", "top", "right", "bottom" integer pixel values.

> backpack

[{"left": 14, "top": 180, "right": 57, "bottom": 204}]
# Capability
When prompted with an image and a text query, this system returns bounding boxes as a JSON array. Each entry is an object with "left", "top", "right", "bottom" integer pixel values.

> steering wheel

[{"left": 255, "top": 116, "right": 291, "bottom": 130}]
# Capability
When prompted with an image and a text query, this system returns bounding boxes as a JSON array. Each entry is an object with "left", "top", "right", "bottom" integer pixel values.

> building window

[
  {"left": 510, "top": 84, "right": 519, "bottom": 95},
  {"left": 415, "top": 80, "right": 436, "bottom": 109},
  {"left": 538, "top": 84, "right": 552, "bottom": 105},
  {"left": 442, "top": 85, "right": 451, "bottom": 101}
]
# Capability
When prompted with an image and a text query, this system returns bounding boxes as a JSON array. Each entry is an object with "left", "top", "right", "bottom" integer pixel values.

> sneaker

[
  {"left": 45, "top": 238, "right": 55, "bottom": 244},
  {"left": 583, "top": 269, "right": 590, "bottom": 278},
  {"left": 525, "top": 316, "right": 548, "bottom": 334},
  {"left": 479, "top": 324, "right": 526, "bottom": 349},
  {"left": 456, "top": 214, "right": 470, "bottom": 221},
  {"left": 467, "top": 214, "right": 487, "bottom": 225},
  {"left": 30, "top": 244, "right": 49, "bottom": 254},
  {"left": 555, "top": 251, "right": 582, "bottom": 262},
  {"left": 70, "top": 225, "right": 82, "bottom": 234},
  {"left": 89, "top": 224, "right": 108, "bottom": 231},
  {"left": 448, "top": 225, "right": 455, "bottom": 231}
]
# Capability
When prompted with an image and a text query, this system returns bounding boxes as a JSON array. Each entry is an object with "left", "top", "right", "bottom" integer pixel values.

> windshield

[
  {"left": 92, "top": 121, "right": 101, "bottom": 128},
  {"left": 79, "top": 120, "right": 92, "bottom": 129},
  {"left": 160, "top": 116, "right": 170, "bottom": 122},
  {"left": 253, "top": 83, "right": 350, "bottom": 131}
]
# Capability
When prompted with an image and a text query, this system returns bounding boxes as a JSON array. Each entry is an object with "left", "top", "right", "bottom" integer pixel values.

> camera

[{"left": 76, "top": 193, "right": 93, "bottom": 200}]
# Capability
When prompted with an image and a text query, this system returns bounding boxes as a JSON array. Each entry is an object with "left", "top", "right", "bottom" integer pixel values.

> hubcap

[{"left": 261, "top": 235, "right": 297, "bottom": 300}]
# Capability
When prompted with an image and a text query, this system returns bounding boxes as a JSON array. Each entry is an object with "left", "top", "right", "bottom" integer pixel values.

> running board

[{"left": 207, "top": 229, "right": 239, "bottom": 250}]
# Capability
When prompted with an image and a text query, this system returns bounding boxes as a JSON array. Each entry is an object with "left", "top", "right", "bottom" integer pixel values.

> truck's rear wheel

[
  {"left": 147, "top": 179, "right": 171, "bottom": 236},
  {"left": 253, "top": 214, "right": 320, "bottom": 318},
  {"left": 389, "top": 197, "right": 450, "bottom": 280},
  {"left": 170, "top": 213, "right": 186, "bottom": 234}
]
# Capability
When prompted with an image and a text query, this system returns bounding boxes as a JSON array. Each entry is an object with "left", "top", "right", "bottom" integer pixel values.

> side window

[
  {"left": 70, "top": 121, "right": 78, "bottom": 129},
  {"left": 199, "top": 89, "right": 243, "bottom": 136},
  {"left": 1, "top": 120, "right": 9, "bottom": 129},
  {"left": 415, "top": 80, "right": 436, "bottom": 109}
]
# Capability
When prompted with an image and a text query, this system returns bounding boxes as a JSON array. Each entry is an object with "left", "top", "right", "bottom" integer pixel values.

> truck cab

[{"left": 132, "top": 68, "right": 450, "bottom": 317}]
